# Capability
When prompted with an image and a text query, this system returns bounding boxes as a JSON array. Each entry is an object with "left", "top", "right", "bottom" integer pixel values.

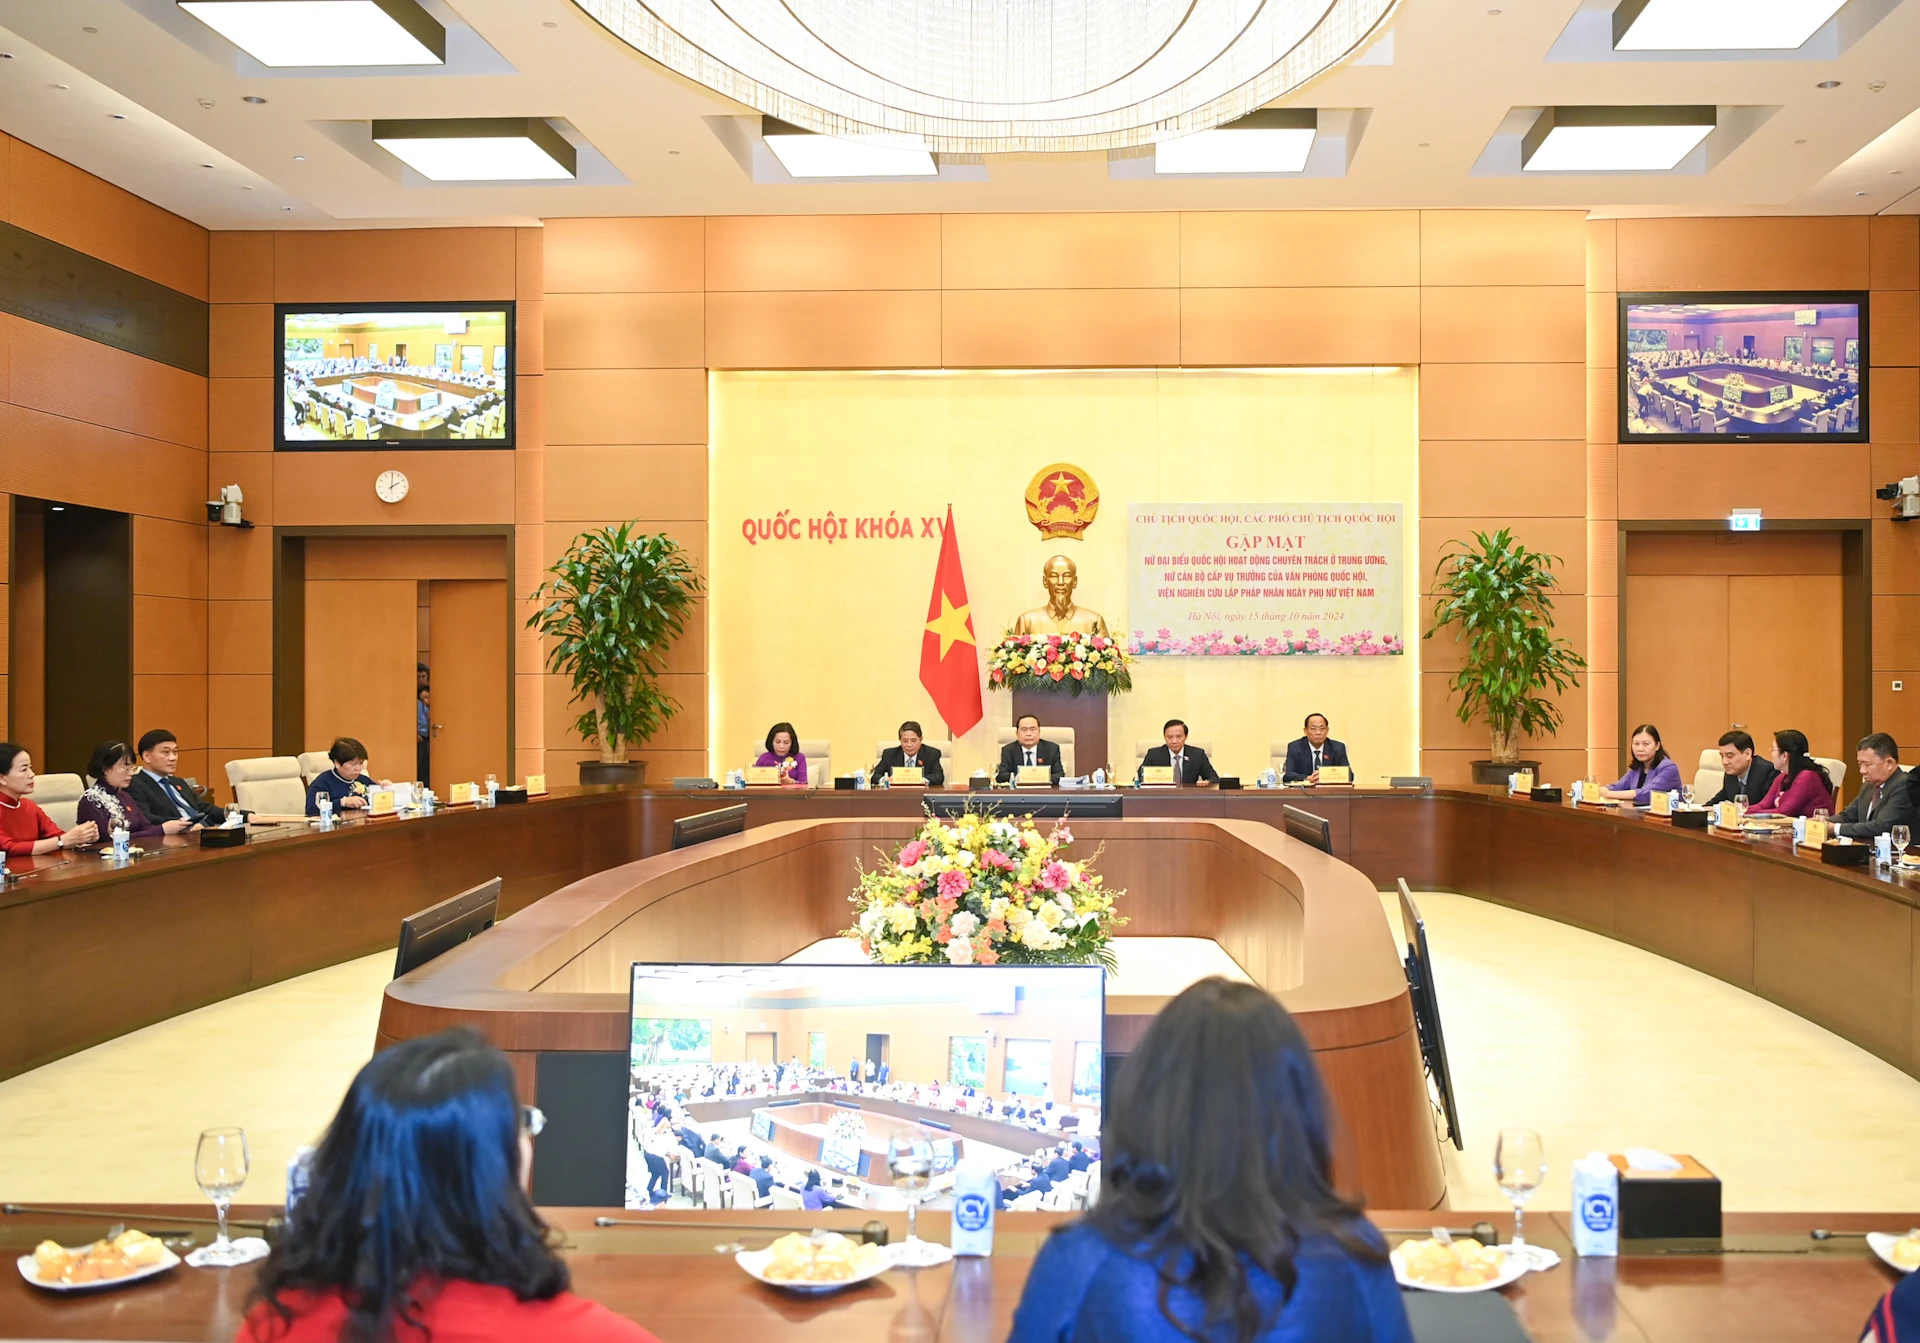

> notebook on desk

[{"left": 1402, "top": 1290, "right": 1532, "bottom": 1343}]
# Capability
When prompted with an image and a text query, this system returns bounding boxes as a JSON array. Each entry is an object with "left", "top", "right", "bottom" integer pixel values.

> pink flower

[
  {"left": 1038, "top": 860, "right": 1072, "bottom": 893},
  {"left": 982, "top": 848, "right": 1016, "bottom": 871},
  {"left": 898, "top": 839, "right": 929, "bottom": 867},
  {"left": 937, "top": 869, "right": 970, "bottom": 898},
  {"left": 1052, "top": 826, "right": 1073, "bottom": 846}
]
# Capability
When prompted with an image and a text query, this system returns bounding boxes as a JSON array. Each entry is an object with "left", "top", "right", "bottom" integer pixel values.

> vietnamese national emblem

[{"left": 1024, "top": 463, "right": 1100, "bottom": 540}]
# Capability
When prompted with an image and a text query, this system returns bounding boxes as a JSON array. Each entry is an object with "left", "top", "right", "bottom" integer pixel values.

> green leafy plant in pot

[
  {"left": 1424, "top": 528, "right": 1587, "bottom": 786},
  {"left": 528, "top": 523, "right": 703, "bottom": 786}
]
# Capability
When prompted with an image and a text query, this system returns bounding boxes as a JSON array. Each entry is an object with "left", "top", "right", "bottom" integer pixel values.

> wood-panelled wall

[
  {"left": 205, "top": 227, "right": 540, "bottom": 798},
  {"left": 0, "top": 136, "right": 209, "bottom": 783},
  {"left": 543, "top": 211, "right": 1589, "bottom": 786},
  {"left": 1586, "top": 216, "right": 1920, "bottom": 779}
]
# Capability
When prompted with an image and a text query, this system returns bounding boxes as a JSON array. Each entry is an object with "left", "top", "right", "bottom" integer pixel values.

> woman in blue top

[
  {"left": 305, "top": 736, "right": 385, "bottom": 817},
  {"left": 1008, "top": 977, "right": 1412, "bottom": 1343}
]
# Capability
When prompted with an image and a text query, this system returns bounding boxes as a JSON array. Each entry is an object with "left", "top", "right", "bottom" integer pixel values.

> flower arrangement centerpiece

[
  {"left": 986, "top": 631, "right": 1132, "bottom": 697},
  {"left": 848, "top": 811, "right": 1126, "bottom": 971}
]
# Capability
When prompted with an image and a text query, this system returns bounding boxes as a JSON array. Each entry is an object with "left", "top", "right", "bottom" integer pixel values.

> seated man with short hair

[
  {"left": 996, "top": 714, "right": 1065, "bottom": 785},
  {"left": 1139, "top": 718, "right": 1218, "bottom": 787},
  {"left": 1833, "top": 733, "right": 1916, "bottom": 841},
  {"left": 1282, "top": 713, "right": 1352, "bottom": 784},
  {"left": 1707, "top": 729, "right": 1778, "bottom": 807},
  {"left": 130, "top": 729, "right": 227, "bottom": 827},
  {"left": 872, "top": 720, "right": 945, "bottom": 787}
]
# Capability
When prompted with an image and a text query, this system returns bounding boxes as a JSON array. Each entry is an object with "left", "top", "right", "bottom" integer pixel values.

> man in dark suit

[
  {"left": 996, "top": 714, "right": 1065, "bottom": 784},
  {"left": 131, "top": 729, "right": 226, "bottom": 826},
  {"left": 1282, "top": 713, "right": 1352, "bottom": 784},
  {"left": 872, "top": 720, "right": 945, "bottom": 786},
  {"left": 1067, "top": 1140, "right": 1092, "bottom": 1172},
  {"left": 1044, "top": 1147, "right": 1073, "bottom": 1183},
  {"left": 748, "top": 1155, "right": 775, "bottom": 1201},
  {"left": 1834, "top": 733, "right": 1917, "bottom": 841},
  {"left": 1008, "top": 1160, "right": 1054, "bottom": 1203},
  {"left": 1707, "top": 729, "right": 1778, "bottom": 807},
  {"left": 1139, "top": 719, "right": 1219, "bottom": 787}
]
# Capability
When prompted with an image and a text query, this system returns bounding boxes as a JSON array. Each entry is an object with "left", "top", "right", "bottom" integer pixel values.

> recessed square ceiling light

[
  {"left": 1155, "top": 108, "right": 1318, "bottom": 175},
  {"left": 761, "top": 117, "right": 936, "bottom": 178},
  {"left": 1612, "top": 0, "right": 1847, "bottom": 50},
  {"left": 178, "top": 0, "right": 444, "bottom": 66},
  {"left": 372, "top": 118, "right": 577, "bottom": 180},
  {"left": 1521, "top": 105, "right": 1715, "bottom": 172}
]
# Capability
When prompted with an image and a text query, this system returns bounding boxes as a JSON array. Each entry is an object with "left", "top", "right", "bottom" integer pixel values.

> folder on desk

[{"left": 1016, "top": 764, "right": 1054, "bottom": 787}]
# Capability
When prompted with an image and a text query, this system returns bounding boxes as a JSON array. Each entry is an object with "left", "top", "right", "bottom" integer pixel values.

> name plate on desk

[
  {"left": 744, "top": 766, "right": 783, "bottom": 786},
  {"left": 1713, "top": 801, "right": 1739, "bottom": 829},
  {"left": 891, "top": 766, "right": 926, "bottom": 786},
  {"left": 367, "top": 788, "right": 396, "bottom": 816},
  {"left": 449, "top": 782, "right": 476, "bottom": 805},
  {"left": 524, "top": 773, "right": 547, "bottom": 796},
  {"left": 1317, "top": 765, "right": 1352, "bottom": 785},
  {"left": 1139, "top": 765, "right": 1175, "bottom": 786},
  {"left": 1016, "top": 764, "right": 1054, "bottom": 787},
  {"left": 1649, "top": 791, "right": 1671, "bottom": 817}
]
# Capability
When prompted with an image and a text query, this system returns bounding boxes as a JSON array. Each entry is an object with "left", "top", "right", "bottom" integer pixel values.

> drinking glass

[
  {"left": 1679, "top": 783, "right": 1694, "bottom": 808},
  {"left": 1894, "top": 825, "right": 1911, "bottom": 865},
  {"left": 1734, "top": 794, "right": 1748, "bottom": 820},
  {"left": 190, "top": 1127, "right": 252, "bottom": 1266},
  {"left": 1813, "top": 808, "right": 1830, "bottom": 823},
  {"left": 1494, "top": 1127, "right": 1549, "bottom": 1268},
  {"left": 886, "top": 1134, "right": 949, "bottom": 1266}
]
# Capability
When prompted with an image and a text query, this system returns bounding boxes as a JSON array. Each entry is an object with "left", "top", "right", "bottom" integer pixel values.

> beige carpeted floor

[{"left": 4, "top": 895, "right": 1919, "bottom": 1211}]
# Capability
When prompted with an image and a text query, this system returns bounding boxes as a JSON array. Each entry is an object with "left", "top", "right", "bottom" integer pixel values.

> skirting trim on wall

[{"left": 0, "top": 220, "right": 209, "bottom": 375}]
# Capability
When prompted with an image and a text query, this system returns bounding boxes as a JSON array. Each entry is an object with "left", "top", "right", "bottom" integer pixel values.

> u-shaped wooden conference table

[{"left": 7, "top": 783, "right": 1920, "bottom": 1341}]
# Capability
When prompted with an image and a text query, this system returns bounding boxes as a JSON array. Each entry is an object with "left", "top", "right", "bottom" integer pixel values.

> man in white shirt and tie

[
  {"left": 1139, "top": 719, "right": 1219, "bottom": 787},
  {"left": 1281, "top": 713, "right": 1352, "bottom": 784},
  {"left": 995, "top": 714, "right": 1064, "bottom": 785}
]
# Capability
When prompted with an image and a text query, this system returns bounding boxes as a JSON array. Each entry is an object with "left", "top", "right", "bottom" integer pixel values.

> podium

[{"left": 1010, "top": 687, "right": 1108, "bottom": 778}]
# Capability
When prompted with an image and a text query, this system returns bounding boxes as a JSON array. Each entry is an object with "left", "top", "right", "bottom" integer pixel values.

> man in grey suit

[{"left": 1833, "top": 733, "right": 1916, "bottom": 841}]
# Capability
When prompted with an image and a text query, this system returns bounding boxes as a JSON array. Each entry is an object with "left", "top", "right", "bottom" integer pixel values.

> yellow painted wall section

[{"left": 709, "top": 367, "right": 1420, "bottom": 784}]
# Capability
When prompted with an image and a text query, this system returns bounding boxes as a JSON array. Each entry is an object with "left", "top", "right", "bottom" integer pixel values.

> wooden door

[
  {"left": 1623, "top": 574, "right": 1729, "bottom": 768},
  {"left": 744, "top": 1032, "right": 776, "bottom": 1064},
  {"left": 1728, "top": 574, "right": 1843, "bottom": 759},
  {"left": 304, "top": 579, "right": 416, "bottom": 784},
  {"left": 427, "top": 580, "right": 508, "bottom": 793}
]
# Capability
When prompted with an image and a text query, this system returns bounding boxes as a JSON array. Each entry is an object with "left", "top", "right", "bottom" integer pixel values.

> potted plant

[
  {"left": 527, "top": 523, "right": 703, "bottom": 786},
  {"left": 1424, "top": 528, "right": 1587, "bottom": 786}
]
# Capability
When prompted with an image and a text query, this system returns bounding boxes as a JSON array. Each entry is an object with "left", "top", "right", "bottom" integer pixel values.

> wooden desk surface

[{"left": 3, "top": 1205, "right": 1911, "bottom": 1342}]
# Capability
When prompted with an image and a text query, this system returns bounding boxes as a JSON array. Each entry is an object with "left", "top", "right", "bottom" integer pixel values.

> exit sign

[{"left": 1729, "top": 510, "right": 1763, "bottom": 532}]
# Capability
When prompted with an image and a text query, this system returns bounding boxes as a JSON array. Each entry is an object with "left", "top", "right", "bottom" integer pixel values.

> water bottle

[
  {"left": 486, "top": 774, "right": 499, "bottom": 805},
  {"left": 879, "top": 773, "right": 889, "bottom": 790},
  {"left": 317, "top": 792, "right": 333, "bottom": 826},
  {"left": 1877, "top": 832, "right": 1894, "bottom": 865},
  {"left": 950, "top": 1162, "right": 996, "bottom": 1256},
  {"left": 0, "top": 848, "right": 9, "bottom": 882},
  {"left": 286, "top": 1146, "right": 316, "bottom": 1216},
  {"left": 854, "top": 769, "right": 868, "bottom": 791},
  {"left": 1091, "top": 768, "right": 1106, "bottom": 789},
  {"left": 111, "top": 823, "right": 130, "bottom": 862},
  {"left": 1570, "top": 1153, "right": 1619, "bottom": 1257}
]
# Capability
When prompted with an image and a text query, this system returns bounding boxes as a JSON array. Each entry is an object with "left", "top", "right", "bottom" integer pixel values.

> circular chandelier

[{"left": 572, "top": 0, "right": 1399, "bottom": 154}]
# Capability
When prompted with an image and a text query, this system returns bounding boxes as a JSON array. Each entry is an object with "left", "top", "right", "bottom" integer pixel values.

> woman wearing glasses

[{"left": 240, "top": 1027, "right": 658, "bottom": 1343}]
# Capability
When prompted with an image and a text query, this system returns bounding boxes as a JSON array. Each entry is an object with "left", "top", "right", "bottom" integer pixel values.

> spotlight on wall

[
  {"left": 1521, "top": 105, "right": 1715, "bottom": 172},
  {"left": 372, "top": 117, "right": 577, "bottom": 181},
  {"left": 177, "top": 0, "right": 444, "bottom": 67},
  {"left": 1612, "top": 0, "right": 1847, "bottom": 51},
  {"left": 760, "top": 117, "right": 936, "bottom": 178},
  {"left": 1154, "top": 108, "right": 1318, "bottom": 175}
]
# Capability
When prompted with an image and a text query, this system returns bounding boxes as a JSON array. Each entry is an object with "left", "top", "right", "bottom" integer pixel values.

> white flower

[
  {"left": 988, "top": 897, "right": 1010, "bottom": 920},
  {"left": 945, "top": 938, "right": 975, "bottom": 964},
  {"left": 1038, "top": 902, "right": 1065, "bottom": 929},
  {"left": 952, "top": 849, "right": 975, "bottom": 867},
  {"left": 1055, "top": 891, "right": 1075, "bottom": 914},
  {"left": 949, "top": 911, "right": 980, "bottom": 939},
  {"left": 887, "top": 904, "right": 918, "bottom": 934},
  {"left": 859, "top": 907, "right": 884, "bottom": 936}
]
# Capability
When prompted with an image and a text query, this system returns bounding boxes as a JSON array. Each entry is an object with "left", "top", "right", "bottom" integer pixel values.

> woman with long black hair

[
  {"left": 240, "top": 1027, "right": 656, "bottom": 1343},
  {"left": 1748, "top": 728, "right": 1836, "bottom": 819},
  {"left": 1007, "top": 977, "right": 1411, "bottom": 1343}
]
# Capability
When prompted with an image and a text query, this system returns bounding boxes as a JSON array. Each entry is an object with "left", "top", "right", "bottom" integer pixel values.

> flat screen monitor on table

[
  {"left": 278, "top": 303, "right": 514, "bottom": 449},
  {"left": 393, "top": 877, "right": 500, "bottom": 979},
  {"left": 623, "top": 961, "right": 1106, "bottom": 1210},
  {"left": 1618, "top": 293, "right": 1867, "bottom": 442}
]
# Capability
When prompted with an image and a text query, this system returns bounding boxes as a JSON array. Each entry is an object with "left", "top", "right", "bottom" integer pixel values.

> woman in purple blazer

[
  {"left": 754, "top": 721, "right": 807, "bottom": 785},
  {"left": 76, "top": 740, "right": 195, "bottom": 844},
  {"left": 1749, "top": 729, "right": 1835, "bottom": 818},
  {"left": 1601, "top": 723, "right": 1684, "bottom": 806}
]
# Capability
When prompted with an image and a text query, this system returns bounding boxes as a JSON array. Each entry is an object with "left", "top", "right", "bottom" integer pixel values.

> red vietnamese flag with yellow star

[{"left": 920, "top": 505, "right": 983, "bottom": 738}]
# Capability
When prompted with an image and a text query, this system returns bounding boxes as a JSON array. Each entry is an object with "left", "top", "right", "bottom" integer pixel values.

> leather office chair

[
  {"left": 225, "top": 756, "right": 308, "bottom": 815},
  {"left": 1814, "top": 756, "right": 1847, "bottom": 804},
  {"left": 33, "top": 773, "right": 85, "bottom": 831},
  {"left": 1692, "top": 749, "right": 1725, "bottom": 802},
  {"left": 994, "top": 726, "right": 1076, "bottom": 776},
  {"left": 297, "top": 751, "right": 332, "bottom": 785}
]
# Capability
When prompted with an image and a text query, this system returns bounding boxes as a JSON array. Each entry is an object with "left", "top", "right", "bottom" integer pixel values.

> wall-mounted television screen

[
  {"left": 1619, "top": 293, "right": 1866, "bottom": 442},
  {"left": 277, "top": 302, "right": 513, "bottom": 449}
]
